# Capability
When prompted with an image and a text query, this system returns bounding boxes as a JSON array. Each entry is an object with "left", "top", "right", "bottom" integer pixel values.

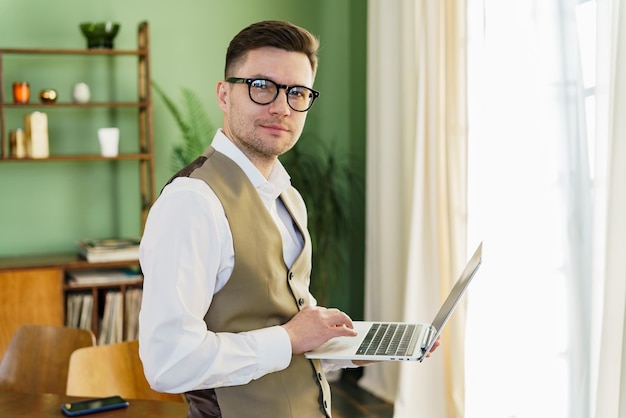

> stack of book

[
  {"left": 77, "top": 238, "right": 140, "bottom": 263},
  {"left": 67, "top": 268, "right": 143, "bottom": 286}
]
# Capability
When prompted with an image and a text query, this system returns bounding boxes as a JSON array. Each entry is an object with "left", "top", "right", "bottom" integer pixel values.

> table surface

[{"left": 0, "top": 392, "right": 188, "bottom": 417}]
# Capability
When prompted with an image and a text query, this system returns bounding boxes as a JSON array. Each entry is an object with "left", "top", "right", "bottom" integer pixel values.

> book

[
  {"left": 66, "top": 294, "right": 83, "bottom": 328},
  {"left": 98, "top": 291, "right": 124, "bottom": 345},
  {"left": 124, "top": 288, "right": 143, "bottom": 340},
  {"left": 98, "top": 292, "right": 114, "bottom": 345},
  {"left": 77, "top": 238, "right": 140, "bottom": 263},
  {"left": 66, "top": 293, "right": 94, "bottom": 332},
  {"left": 78, "top": 294, "right": 94, "bottom": 331}
]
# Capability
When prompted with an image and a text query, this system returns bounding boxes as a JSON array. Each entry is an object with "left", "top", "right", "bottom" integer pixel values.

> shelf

[
  {"left": 0, "top": 253, "right": 140, "bottom": 271},
  {"left": 1, "top": 102, "right": 149, "bottom": 108},
  {"left": 0, "top": 153, "right": 152, "bottom": 162},
  {"left": 0, "top": 48, "right": 146, "bottom": 56}
]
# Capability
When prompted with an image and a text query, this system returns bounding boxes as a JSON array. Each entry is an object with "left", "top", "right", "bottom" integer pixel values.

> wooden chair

[
  {"left": 0, "top": 324, "right": 96, "bottom": 394},
  {"left": 66, "top": 339, "right": 186, "bottom": 403}
]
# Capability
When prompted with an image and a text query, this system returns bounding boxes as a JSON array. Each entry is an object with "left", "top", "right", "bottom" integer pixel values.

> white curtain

[
  {"left": 363, "top": 1, "right": 468, "bottom": 417},
  {"left": 458, "top": 0, "right": 626, "bottom": 416},
  {"left": 364, "top": 0, "right": 626, "bottom": 416},
  {"left": 592, "top": 0, "right": 626, "bottom": 416},
  {"left": 462, "top": 1, "right": 606, "bottom": 417}
]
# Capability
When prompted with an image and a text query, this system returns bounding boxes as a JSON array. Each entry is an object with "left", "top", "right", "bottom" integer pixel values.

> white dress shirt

[{"left": 138, "top": 130, "right": 345, "bottom": 394}]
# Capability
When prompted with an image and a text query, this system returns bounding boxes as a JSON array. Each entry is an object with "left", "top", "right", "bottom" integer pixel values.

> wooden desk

[{"left": 0, "top": 392, "right": 188, "bottom": 417}]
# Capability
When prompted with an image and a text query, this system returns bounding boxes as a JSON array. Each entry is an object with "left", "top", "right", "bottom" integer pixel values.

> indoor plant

[{"left": 152, "top": 82, "right": 215, "bottom": 172}]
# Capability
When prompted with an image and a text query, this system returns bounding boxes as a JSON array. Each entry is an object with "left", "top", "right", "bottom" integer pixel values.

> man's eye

[
  {"left": 289, "top": 88, "right": 306, "bottom": 98},
  {"left": 251, "top": 80, "right": 270, "bottom": 89}
]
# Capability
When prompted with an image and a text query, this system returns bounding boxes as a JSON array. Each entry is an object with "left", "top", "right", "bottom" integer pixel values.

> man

[{"left": 138, "top": 20, "right": 359, "bottom": 418}]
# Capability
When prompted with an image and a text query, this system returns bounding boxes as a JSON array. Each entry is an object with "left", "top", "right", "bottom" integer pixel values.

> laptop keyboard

[{"left": 356, "top": 323, "right": 418, "bottom": 356}]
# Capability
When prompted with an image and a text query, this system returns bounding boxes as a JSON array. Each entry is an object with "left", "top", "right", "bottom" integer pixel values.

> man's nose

[{"left": 268, "top": 88, "right": 291, "bottom": 115}]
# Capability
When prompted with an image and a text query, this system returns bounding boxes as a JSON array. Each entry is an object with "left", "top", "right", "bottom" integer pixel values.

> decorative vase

[{"left": 72, "top": 82, "right": 90, "bottom": 103}]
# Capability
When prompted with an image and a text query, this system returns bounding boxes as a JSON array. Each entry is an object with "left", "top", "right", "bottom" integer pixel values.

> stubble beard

[{"left": 231, "top": 117, "right": 301, "bottom": 161}]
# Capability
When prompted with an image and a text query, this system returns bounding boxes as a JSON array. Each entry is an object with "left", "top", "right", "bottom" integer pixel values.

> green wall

[{"left": 0, "top": 0, "right": 366, "bottom": 317}]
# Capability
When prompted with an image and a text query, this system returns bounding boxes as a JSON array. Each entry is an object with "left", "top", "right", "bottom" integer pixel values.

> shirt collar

[{"left": 211, "top": 129, "right": 291, "bottom": 200}]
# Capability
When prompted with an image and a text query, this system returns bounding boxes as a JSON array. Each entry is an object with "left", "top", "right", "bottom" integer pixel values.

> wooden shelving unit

[
  {"left": 0, "top": 22, "right": 154, "bottom": 350},
  {"left": 0, "top": 21, "right": 154, "bottom": 224}
]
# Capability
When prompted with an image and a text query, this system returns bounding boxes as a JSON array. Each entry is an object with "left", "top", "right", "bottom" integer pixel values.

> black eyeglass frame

[{"left": 226, "top": 77, "right": 320, "bottom": 112}]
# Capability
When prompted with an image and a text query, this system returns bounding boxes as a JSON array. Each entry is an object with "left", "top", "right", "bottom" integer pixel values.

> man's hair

[{"left": 225, "top": 20, "right": 319, "bottom": 78}]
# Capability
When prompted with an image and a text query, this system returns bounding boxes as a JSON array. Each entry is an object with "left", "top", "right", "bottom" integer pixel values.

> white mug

[{"left": 98, "top": 127, "right": 120, "bottom": 157}]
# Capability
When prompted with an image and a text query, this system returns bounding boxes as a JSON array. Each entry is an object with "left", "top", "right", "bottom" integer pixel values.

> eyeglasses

[{"left": 226, "top": 77, "right": 320, "bottom": 112}]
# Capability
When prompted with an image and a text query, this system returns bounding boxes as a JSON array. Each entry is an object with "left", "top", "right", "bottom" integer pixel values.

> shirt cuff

[{"left": 253, "top": 325, "right": 292, "bottom": 377}]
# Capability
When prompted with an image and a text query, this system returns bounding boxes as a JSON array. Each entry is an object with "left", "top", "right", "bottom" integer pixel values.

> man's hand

[
  {"left": 282, "top": 305, "right": 358, "bottom": 354},
  {"left": 425, "top": 336, "right": 441, "bottom": 358}
]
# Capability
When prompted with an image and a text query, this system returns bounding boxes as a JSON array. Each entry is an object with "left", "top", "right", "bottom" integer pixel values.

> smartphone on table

[{"left": 61, "top": 395, "right": 129, "bottom": 416}]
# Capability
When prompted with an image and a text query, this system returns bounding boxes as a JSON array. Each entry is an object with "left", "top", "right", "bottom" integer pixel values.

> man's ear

[{"left": 216, "top": 81, "right": 228, "bottom": 111}]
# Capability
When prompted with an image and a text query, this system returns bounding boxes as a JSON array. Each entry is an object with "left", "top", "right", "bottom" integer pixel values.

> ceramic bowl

[{"left": 79, "top": 22, "right": 120, "bottom": 49}]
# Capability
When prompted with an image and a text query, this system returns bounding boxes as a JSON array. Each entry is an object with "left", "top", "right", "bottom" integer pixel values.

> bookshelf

[
  {"left": 0, "top": 255, "right": 144, "bottom": 358},
  {"left": 0, "top": 22, "right": 154, "bottom": 357}
]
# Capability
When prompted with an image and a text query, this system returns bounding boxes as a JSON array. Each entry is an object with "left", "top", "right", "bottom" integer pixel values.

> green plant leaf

[{"left": 152, "top": 82, "right": 214, "bottom": 172}]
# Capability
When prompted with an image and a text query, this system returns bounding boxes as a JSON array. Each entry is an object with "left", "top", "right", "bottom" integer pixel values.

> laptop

[{"left": 305, "top": 242, "right": 482, "bottom": 362}]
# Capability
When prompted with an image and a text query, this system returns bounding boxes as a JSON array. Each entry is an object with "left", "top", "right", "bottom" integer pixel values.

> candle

[{"left": 13, "top": 81, "right": 30, "bottom": 104}]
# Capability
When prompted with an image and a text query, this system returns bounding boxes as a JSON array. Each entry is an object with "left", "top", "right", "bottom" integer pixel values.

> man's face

[{"left": 217, "top": 47, "right": 315, "bottom": 168}]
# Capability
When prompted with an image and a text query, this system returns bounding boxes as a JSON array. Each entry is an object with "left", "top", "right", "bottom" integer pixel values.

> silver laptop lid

[{"left": 420, "top": 242, "right": 483, "bottom": 359}]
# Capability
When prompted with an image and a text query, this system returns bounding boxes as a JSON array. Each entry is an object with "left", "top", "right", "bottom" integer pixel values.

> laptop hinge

[{"left": 419, "top": 326, "right": 436, "bottom": 350}]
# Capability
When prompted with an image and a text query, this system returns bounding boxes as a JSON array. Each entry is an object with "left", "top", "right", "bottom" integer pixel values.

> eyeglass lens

[{"left": 248, "top": 79, "right": 316, "bottom": 112}]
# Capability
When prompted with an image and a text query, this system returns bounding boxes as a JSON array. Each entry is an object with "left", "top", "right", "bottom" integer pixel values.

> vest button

[
  {"left": 324, "top": 400, "right": 328, "bottom": 409},
  {"left": 298, "top": 298, "right": 305, "bottom": 306},
  {"left": 289, "top": 272, "right": 294, "bottom": 280},
  {"left": 318, "top": 372, "right": 323, "bottom": 381}
]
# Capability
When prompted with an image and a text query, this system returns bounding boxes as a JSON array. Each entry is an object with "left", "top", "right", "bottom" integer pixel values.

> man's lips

[{"left": 260, "top": 123, "right": 289, "bottom": 133}]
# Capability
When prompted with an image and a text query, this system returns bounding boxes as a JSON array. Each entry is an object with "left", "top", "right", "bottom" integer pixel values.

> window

[{"left": 465, "top": 1, "right": 596, "bottom": 417}]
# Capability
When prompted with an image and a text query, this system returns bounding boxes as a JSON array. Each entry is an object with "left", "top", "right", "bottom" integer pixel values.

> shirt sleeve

[{"left": 138, "top": 178, "right": 292, "bottom": 393}]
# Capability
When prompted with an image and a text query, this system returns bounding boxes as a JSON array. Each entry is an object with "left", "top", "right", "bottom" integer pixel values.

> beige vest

[{"left": 177, "top": 148, "right": 331, "bottom": 418}]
